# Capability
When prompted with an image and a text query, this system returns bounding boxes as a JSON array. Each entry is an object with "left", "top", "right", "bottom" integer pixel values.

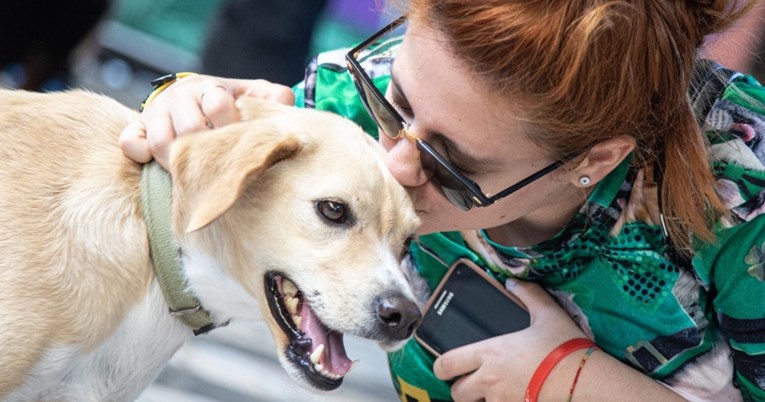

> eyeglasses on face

[{"left": 345, "top": 17, "right": 571, "bottom": 211}]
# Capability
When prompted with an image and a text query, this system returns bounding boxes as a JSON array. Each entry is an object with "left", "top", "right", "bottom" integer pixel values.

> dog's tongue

[{"left": 300, "top": 301, "right": 352, "bottom": 376}]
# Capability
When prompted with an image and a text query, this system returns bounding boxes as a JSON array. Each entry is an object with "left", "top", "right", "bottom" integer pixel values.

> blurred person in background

[
  {"left": 200, "top": 0, "right": 327, "bottom": 84},
  {"left": 0, "top": 0, "right": 109, "bottom": 90},
  {"left": 201, "top": 0, "right": 383, "bottom": 85}
]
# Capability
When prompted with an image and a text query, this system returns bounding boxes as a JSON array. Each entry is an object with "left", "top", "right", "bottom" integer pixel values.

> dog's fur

[{"left": 0, "top": 89, "right": 421, "bottom": 401}]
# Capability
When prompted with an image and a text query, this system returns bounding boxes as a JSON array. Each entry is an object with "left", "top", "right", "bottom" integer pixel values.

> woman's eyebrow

[{"left": 390, "top": 69, "right": 503, "bottom": 169}]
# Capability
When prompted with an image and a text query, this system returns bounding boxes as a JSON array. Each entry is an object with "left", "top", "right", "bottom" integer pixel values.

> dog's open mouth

[{"left": 265, "top": 272, "right": 353, "bottom": 390}]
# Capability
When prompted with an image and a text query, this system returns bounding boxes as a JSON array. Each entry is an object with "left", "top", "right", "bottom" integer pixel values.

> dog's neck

[{"left": 140, "top": 161, "right": 219, "bottom": 335}]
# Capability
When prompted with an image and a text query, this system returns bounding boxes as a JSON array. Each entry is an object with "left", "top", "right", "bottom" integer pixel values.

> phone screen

[{"left": 415, "top": 259, "right": 530, "bottom": 356}]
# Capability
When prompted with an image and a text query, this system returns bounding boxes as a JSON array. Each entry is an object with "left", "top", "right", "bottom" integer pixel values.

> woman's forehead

[{"left": 394, "top": 23, "right": 533, "bottom": 159}]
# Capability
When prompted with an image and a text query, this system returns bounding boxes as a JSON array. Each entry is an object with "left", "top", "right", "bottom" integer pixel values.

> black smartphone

[{"left": 414, "top": 259, "right": 530, "bottom": 356}]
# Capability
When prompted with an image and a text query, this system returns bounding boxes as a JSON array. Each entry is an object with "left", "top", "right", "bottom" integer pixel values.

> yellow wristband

[{"left": 139, "top": 72, "right": 197, "bottom": 112}]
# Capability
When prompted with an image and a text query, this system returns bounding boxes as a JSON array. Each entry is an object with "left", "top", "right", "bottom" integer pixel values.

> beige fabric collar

[{"left": 140, "top": 161, "right": 218, "bottom": 335}]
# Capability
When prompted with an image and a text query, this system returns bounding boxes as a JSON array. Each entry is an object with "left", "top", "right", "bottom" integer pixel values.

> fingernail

[{"left": 505, "top": 278, "right": 519, "bottom": 290}]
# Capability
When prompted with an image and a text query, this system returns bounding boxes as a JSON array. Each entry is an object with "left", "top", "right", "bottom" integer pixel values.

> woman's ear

[{"left": 571, "top": 135, "right": 635, "bottom": 187}]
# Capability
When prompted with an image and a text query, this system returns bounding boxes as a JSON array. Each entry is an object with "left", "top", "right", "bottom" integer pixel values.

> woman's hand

[
  {"left": 432, "top": 279, "right": 686, "bottom": 401},
  {"left": 119, "top": 74, "right": 295, "bottom": 168},
  {"left": 432, "top": 278, "right": 586, "bottom": 401}
]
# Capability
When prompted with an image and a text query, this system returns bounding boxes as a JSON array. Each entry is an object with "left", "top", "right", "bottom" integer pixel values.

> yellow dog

[{"left": 0, "top": 89, "right": 421, "bottom": 401}]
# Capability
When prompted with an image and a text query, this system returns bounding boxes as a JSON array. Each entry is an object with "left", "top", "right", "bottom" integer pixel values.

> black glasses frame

[{"left": 345, "top": 17, "right": 571, "bottom": 211}]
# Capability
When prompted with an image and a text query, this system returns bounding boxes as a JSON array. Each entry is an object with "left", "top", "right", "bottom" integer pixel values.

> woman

[{"left": 120, "top": 1, "right": 765, "bottom": 400}]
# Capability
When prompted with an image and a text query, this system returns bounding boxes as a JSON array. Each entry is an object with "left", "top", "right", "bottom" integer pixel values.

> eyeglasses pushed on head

[{"left": 345, "top": 16, "right": 571, "bottom": 211}]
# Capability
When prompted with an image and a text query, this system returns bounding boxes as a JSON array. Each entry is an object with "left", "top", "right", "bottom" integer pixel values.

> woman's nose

[{"left": 384, "top": 135, "right": 430, "bottom": 188}]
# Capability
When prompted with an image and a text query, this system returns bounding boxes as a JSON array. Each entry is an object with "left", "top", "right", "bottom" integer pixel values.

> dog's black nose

[{"left": 376, "top": 295, "right": 422, "bottom": 340}]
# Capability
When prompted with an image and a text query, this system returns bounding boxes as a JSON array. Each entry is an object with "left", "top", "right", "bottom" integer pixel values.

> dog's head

[{"left": 168, "top": 98, "right": 421, "bottom": 390}]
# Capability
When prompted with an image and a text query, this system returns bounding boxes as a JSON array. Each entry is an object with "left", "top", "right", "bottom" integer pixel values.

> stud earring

[{"left": 579, "top": 176, "right": 591, "bottom": 186}]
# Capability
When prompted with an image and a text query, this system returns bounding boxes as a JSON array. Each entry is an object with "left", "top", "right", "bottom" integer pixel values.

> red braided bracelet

[
  {"left": 567, "top": 346, "right": 598, "bottom": 401},
  {"left": 524, "top": 338, "right": 598, "bottom": 402}
]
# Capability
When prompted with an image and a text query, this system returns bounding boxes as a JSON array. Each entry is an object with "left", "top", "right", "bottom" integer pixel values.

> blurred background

[
  {"left": 0, "top": 0, "right": 391, "bottom": 105},
  {"left": 1, "top": 1, "right": 764, "bottom": 401}
]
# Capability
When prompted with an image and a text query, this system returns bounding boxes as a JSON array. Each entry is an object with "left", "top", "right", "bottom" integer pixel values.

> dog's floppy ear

[{"left": 170, "top": 119, "right": 302, "bottom": 233}]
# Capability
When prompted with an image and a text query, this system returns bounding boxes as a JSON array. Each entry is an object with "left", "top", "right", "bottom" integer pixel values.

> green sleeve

[
  {"left": 291, "top": 49, "right": 384, "bottom": 138},
  {"left": 696, "top": 214, "right": 765, "bottom": 400}
]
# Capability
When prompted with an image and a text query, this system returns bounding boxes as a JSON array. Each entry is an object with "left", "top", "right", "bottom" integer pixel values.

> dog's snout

[{"left": 376, "top": 295, "right": 421, "bottom": 340}]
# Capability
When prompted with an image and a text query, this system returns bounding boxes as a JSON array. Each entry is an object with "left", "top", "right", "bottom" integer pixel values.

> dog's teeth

[
  {"left": 350, "top": 360, "right": 360, "bottom": 371},
  {"left": 286, "top": 296, "right": 299, "bottom": 315},
  {"left": 312, "top": 356, "right": 344, "bottom": 380},
  {"left": 310, "top": 344, "right": 325, "bottom": 364},
  {"left": 292, "top": 314, "right": 302, "bottom": 328},
  {"left": 282, "top": 280, "right": 298, "bottom": 297},
  {"left": 320, "top": 367, "right": 339, "bottom": 380}
]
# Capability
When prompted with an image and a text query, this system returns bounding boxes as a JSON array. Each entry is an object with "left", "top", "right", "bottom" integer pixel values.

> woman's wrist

[
  {"left": 525, "top": 338, "right": 598, "bottom": 402},
  {"left": 538, "top": 344, "right": 689, "bottom": 401},
  {"left": 567, "top": 346, "right": 597, "bottom": 401}
]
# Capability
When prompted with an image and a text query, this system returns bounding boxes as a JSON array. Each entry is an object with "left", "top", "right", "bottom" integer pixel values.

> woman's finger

[
  {"left": 200, "top": 85, "right": 239, "bottom": 128},
  {"left": 263, "top": 83, "right": 296, "bottom": 104},
  {"left": 118, "top": 120, "right": 152, "bottom": 164},
  {"left": 166, "top": 92, "right": 210, "bottom": 137},
  {"left": 433, "top": 342, "right": 483, "bottom": 381},
  {"left": 448, "top": 371, "right": 486, "bottom": 402},
  {"left": 142, "top": 111, "right": 178, "bottom": 169},
  {"left": 234, "top": 78, "right": 296, "bottom": 105}
]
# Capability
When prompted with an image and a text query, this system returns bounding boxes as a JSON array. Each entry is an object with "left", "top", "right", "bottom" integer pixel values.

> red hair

[{"left": 397, "top": 0, "right": 755, "bottom": 251}]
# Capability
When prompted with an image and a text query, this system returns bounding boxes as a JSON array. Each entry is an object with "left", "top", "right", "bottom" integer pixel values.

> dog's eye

[{"left": 316, "top": 200, "right": 351, "bottom": 225}]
